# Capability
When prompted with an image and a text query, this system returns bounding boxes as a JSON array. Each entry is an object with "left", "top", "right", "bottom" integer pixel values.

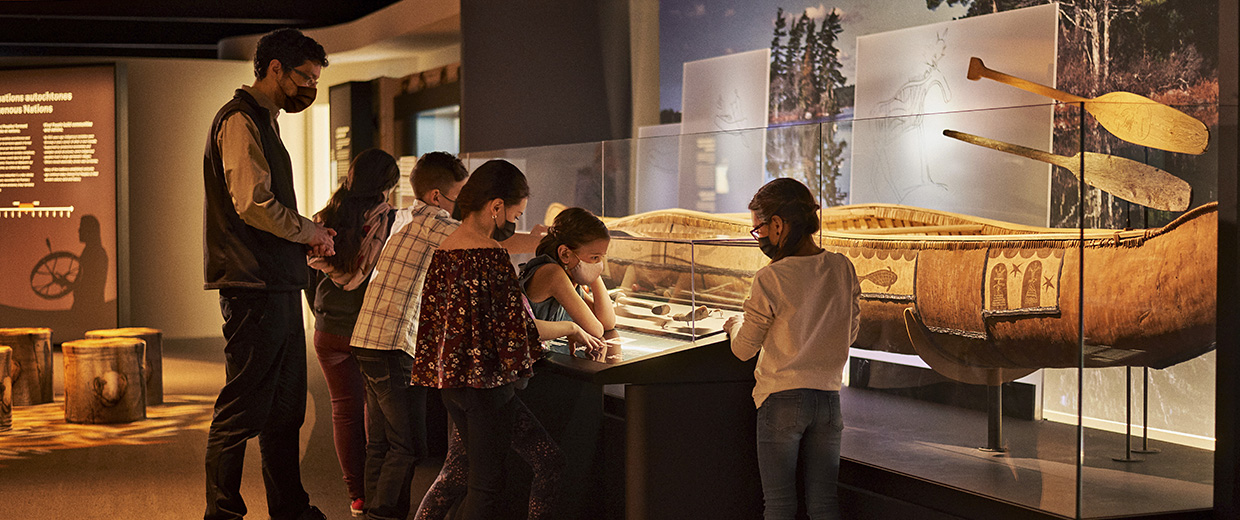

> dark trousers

[
  {"left": 205, "top": 289, "right": 310, "bottom": 520},
  {"left": 353, "top": 347, "right": 427, "bottom": 520},
  {"left": 440, "top": 384, "right": 518, "bottom": 520}
]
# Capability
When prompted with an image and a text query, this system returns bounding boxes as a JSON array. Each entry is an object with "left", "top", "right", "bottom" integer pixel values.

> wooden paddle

[
  {"left": 944, "top": 129, "right": 1191, "bottom": 212},
  {"left": 967, "top": 57, "right": 1209, "bottom": 155}
]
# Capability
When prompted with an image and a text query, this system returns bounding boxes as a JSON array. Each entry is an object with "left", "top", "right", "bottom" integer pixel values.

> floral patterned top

[{"left": 413, "top": 247, "right": 542, "bottom": 389}]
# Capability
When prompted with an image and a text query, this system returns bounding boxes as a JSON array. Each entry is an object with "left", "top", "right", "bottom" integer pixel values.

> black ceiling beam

[{"left": 0, "top": 0, "right": 401, "bottom": 59}]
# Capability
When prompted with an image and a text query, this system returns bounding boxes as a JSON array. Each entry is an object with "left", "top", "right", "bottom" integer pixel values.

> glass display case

[{"left": 458, "top": 94, "right": 1224, "bottom": 519}]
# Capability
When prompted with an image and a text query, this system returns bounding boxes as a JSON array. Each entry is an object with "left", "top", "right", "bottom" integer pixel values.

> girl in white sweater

[{"left": 724, "top": 178, "right": 861, "bottom": 520}]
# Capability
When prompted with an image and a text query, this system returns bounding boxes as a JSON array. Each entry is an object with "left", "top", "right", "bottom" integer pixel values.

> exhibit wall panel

[
  {"left": 123, "top": 59, "right": 254, "bottom": 339},
  {"left": 0, "top": 65, "right": 118, "bottom": 342}
]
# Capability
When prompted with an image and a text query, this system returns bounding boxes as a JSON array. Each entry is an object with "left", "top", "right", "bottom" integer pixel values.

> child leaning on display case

[
  {"left": 517, "top": 207, "right": 616, "bottom": 360},
  {"left": 724, "top": 177, "right": 861, "bottom": 520}
]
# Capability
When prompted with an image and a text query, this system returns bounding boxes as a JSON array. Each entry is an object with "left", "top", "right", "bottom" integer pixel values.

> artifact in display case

[{"left": 584, "top": 201, "right": 1217, "bottom": 385}]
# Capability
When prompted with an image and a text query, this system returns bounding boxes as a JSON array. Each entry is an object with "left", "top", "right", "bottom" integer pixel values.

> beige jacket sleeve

[{"left": 216, "top": 111, "right": 316, "bottom": 243}]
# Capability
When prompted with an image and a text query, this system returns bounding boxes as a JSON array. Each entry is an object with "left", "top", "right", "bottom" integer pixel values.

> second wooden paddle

[
  {"left": 943, "top": 129, "right": 1191, "bottom": 212},
  {"left": 967, "top": 57, "right": 1208, "bottom": 155}
]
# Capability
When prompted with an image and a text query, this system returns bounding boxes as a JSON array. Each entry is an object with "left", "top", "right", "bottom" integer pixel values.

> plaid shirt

[{"left": 349, "top": 201, "right": 459, "bottom": 355}]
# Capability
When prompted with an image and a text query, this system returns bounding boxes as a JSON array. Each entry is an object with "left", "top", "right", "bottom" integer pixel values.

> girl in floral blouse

[{"left": 413, "top": 159, "right": 585, "bottom": 519}]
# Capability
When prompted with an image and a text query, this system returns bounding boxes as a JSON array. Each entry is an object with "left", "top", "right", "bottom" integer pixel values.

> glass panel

[
  {"left": 414, "top": 105, "right": 460, "bottom": 156},
  {"left": 1073, "top": 97, "right": 1218, "bottom": 518},
  {"left": 461, "top": 96, "right": 1225, "bottom": 517},
  {"left": 837, "top": 104, "right": 1078, "bottom": 515},
  {"left": 462, "top": 141, "right": 603, "bottom": 235}
]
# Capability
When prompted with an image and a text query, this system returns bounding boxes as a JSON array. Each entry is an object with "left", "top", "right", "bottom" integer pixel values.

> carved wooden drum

[
  {"left": 0, "top": 328, "right": 54, "bottom": 406},
  {"left": 62, "top": 338, "right": 146, "bottom": 424},
  {"left": 86, "top": 327, "right": 163, "bottom": 405}
]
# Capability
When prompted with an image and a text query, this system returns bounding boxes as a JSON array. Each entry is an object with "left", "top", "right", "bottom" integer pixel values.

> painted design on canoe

[
  {"left": 982, "top": 249, "right": 1063, "bottom": 317},
  {"left": 847, "top": 249, "right": 916, "bottom": 301},
  {"left": 580, "top": 202, "right": 1217, "bottom": 384}
]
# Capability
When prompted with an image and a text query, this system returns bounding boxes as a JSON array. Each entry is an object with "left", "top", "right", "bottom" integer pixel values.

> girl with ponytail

[
  {"left": 724, "top": 177, "right": 861, "bottom": 520},
  {"left": 306, "top": 148, "right": 400, "bottom": 515}
]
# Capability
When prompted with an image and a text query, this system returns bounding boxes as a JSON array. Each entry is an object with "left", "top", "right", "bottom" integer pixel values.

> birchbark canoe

[{"left": 591, "top": 202, "right": 1217, "bottom": 384}]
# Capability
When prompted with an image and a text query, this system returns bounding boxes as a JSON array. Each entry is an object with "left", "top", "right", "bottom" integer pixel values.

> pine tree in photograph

[
  {"left": 769, "top": 7, "right": 789, "bottom": 120},
  {"left": 765, "top": 5, "right": 850, "bottom": 205}
]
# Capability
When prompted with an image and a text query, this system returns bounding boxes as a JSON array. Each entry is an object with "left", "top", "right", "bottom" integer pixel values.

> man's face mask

[
  {"left": 283, "top": 86, "right": 316, "bottom": 113},
  {"left": 281, "top": 67, "right": 318, "bottom": 113}
]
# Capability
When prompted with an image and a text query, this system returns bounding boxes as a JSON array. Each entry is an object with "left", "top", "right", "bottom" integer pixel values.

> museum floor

[
  {"left": 840, "top": 383, "right": 1214, "bottom": 519},
  {"left": 0, "top": 337, "right": 1216, "bottom": 520},
  {"left": 0, "top": 338, "right": 444, "bottom": 520}
]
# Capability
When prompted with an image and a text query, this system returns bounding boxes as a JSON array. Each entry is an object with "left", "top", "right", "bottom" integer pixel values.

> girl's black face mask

[
  {"left": 757, "top": 236, "right": 778, "bottom": 259},
  {"left": 492, "top": 218, "right": 516, "bottom": 242}
]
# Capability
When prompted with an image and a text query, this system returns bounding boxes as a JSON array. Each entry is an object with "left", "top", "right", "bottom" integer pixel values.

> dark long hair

[
  {"left": 748, "top": 178, "right": 821, "bottom": 263},
  {"left": 535, "top": 207, "right": 609, "bottom": 263},
  {"left": 454, "top": 159, "right": 530, "bottom": 218},
  {"left": 315, "top": 148, "right": 399, "bottom": 271}
]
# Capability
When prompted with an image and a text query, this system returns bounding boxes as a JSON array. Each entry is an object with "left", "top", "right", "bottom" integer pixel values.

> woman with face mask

[
  {"left": 516, "top": 207, "right": 615, "bottom": 360},
  {"left": 412, "top": 160, "right": 600, "bottom": 520}
]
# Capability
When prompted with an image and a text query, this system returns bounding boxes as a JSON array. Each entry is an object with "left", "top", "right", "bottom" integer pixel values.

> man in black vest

[{"left": 202, "top": 28, "right": 335, "bottom": 520}]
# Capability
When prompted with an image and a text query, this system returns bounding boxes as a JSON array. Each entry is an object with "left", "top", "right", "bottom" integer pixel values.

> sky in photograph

[{"left": 659, "top": 0, "right": 968, "bottom": 112}]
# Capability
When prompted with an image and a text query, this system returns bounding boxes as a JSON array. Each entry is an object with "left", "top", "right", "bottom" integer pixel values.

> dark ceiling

[{"left": 0, "top": 1, "right": 403, "bottom": 59}]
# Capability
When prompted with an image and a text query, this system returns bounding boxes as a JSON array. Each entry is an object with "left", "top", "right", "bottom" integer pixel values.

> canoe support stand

[
  {"left": 979, "top": 370, "right": 1007, "bottom": 454},
  {"left": 1114, "top": 366, "right": 1161, "bottom": 462},
  {"left": 1132, "top": 366, "right": 1162, "bottom": 454}
]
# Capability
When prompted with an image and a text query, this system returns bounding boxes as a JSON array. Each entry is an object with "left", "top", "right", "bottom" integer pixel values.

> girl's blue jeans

[{"left": 756, "top": 388, "right": 843, "bottom": 520}]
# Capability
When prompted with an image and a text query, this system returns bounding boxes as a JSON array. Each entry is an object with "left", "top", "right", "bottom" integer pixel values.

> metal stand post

[
  {"left": 1133, "top": 366, "right": 1161, "bottom": 454},
  {"left": 1114, "top": 366, "right": 1142, "bottom": 462},
  {"left": 980, "top": 375, "right": 1006, "bottom": 454}
]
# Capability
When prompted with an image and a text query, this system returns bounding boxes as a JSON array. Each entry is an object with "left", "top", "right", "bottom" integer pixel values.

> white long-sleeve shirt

[{"left": 726, "top": 250, "right": 861, "bottom": 408}]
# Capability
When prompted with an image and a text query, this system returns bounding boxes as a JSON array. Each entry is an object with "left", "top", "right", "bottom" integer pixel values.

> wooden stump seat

[
  {"left": 0, "top": 345, "right": 11, "bottom": 431},
  {"left": 62, "top": 338, "right": 146, "bottom": 424},
  {"left": 86, "top": 327, "right": 163, "bottom": 405},
  {"left": 0, "top": 328, "right": 54, "bottom": 406}
]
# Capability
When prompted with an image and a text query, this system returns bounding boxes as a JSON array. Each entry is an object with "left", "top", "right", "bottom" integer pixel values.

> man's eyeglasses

[
  {"left": 288, "top": 67, "right": 318, "bottom": 88},
  {"left": 749, "top": 221, "right": 768, "bottom": 240}
]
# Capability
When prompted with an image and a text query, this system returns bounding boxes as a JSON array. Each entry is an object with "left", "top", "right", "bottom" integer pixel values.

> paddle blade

[
  {"left": 1088, "top": 92, "right": 1209, "bottom": 155},
  {"left": 967, "top": 57, "right": 985, "bottom": 81},
  {"left": 1078, "top": 152, "right": 1192, "bottom": 212}
]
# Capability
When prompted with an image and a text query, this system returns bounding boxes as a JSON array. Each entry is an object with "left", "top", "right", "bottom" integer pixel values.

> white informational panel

[
  {"left": 851, "top": 3, "right": 1058, "bottom": 225},
  {"left": 634, "top": 123, "right": 681, "bottom": 214},
  {"left": 679, "top": 48, "right": 770, "bottom": 214},
  {"left": 0, "top": 65, "right": 119, "bottom": 339}
]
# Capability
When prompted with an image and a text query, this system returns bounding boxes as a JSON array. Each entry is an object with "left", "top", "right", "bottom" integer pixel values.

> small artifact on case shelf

[
  {"left": 966, "top": 57, "right": 1208, "bottom": 155},
  {"left": 672, "top": 305, "right": 710, "bottom": 323},
  {"left": 943, "top": 129, "right": 1191, "bottom": 212},
  {"left": 615, "top": 304, "right": 672, "bottom": 327},
  {"left": 614, "top": 292, "right": 671, "bottom": 316}
]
